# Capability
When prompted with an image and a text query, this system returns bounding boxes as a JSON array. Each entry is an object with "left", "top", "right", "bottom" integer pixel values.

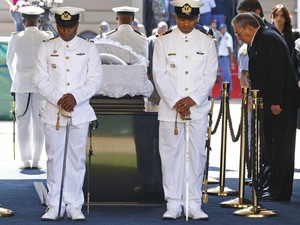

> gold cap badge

[
  {"left": 61, "top": 11, "right": 71, "bottom": 21},
  {"left": 182, "top": 4, "right": 192, "bottom": 15}
]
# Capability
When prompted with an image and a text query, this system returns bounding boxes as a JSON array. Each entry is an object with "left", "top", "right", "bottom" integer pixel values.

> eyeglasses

[{"left": 235, "top": 27, "right": 245, "bottom": 36}]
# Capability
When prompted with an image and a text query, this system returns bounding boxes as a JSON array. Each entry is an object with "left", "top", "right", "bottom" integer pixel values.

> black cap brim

[
  {"left": 176, "top": 14, "right": 198, "bottom": 19},
  {"left": 21, "top": 14, "right": 40, "bottom": 19}
]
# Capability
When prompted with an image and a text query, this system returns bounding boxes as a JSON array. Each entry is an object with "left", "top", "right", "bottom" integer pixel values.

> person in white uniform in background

[
  {"left": 105, "top": 6, "right": 148, "bottom": 59},
  {"left": 153, "top": 0, "right": 217, "bottom": 220},
  {"left": 106, "top": 6, "right": 157, "bottom": 197},
  {"left": 6, "top": 5, "right": 52, "bottom": 169},
  {"left": 34, "top": 6, "right": 102, "bottom": 221}
]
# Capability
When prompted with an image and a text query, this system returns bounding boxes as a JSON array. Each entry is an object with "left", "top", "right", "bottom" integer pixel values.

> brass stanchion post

[
  {"left": 234, "top": 90, "right": 277, "bottom": 217},
  {"left": 203, "top": 99, "right": 214, "bottom": 203},
  {"left": 221, "top": 86, "right": 252, "bottom": 208},
  {"left": 207, "top": 82, "right": 237, "bottom": 196}
]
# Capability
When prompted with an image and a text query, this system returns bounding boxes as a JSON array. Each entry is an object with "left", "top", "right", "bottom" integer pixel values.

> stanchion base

[
  {"left": 206, "top": 186, "right": 238, "bottom": 196},
  {"left": 208, "top": 176, "right": 219, "bottom": 184},
  {"left": 220, "top": 197, "right": 252, "bottom": 208},
  {"left": 234, "top": 205, "right": 277, "bottom": 218},
  {"left": 0, "top": 207, "right": 14, "bottom": 217},
  {"left": 202, "top": 177, "right": 219, "bottom": 185}
]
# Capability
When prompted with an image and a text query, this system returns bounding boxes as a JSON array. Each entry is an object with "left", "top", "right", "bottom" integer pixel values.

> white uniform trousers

[
  {"left": 159, "top": 117, "right": 207, "bottom": 210},
  {"left": 44, "top": 122, "right": 89, "bottom": 210},
  {"left": 16, "top": 93, "right": 45, "bottom": 163}
]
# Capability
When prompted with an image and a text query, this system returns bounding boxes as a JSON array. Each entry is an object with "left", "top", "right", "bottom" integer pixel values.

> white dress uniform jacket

[
  {"left": 153, "top": 27, "right": 218, "bottom": 212},
  {"left": 153, "top": 27, "right": 218, "bottom": 122},
  {"left": 218, "top": 31, "right": 233, "bottom": 57},
  {"left": 34, "top": 36, "right": 103, "bottom": 126},
  {"left": 6, "top": 27, "right": 52, "bottom": 166},
  {"left": 238, "top": 43, "right": 249, "bottom": 79},
  {"left": 105, "top": 24, "right": 148, "bottom": 59},
  {"left": 7, "top": 27, "right": 52, "bottom": 93}
]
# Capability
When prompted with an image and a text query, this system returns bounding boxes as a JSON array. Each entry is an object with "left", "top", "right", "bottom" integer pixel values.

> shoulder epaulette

[
  {"left": 198, "top": 27, "right": 214, "bottom": 38},
  {"left": 134, "top": 29, "right": 146, "bottom": 37},
  {"left": 43, "top": 36, "right": 58, "bottom": 42},
  {"left": 78, "top": 35, "right": 94, "bottom": 42},
  {"left": 105, "top": 28, "right": 117, "bottom": 36},
  {"left": 161, "top": 29, "right": 173, "bottom": 37},
  {"left": 11, "top": 31, "right": 19, "bottom": 36}
]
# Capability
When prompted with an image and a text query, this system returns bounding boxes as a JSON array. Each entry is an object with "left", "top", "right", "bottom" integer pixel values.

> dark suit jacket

[{"left": 248, "top": 27, "right": 298, "bottom": 117}]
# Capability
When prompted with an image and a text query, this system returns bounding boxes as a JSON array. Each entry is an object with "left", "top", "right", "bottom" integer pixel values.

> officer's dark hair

[
  {"left": 236, "top": 0, "right": 264, "bottom": 18},
  {"left": 22, "top": 15, "right": 40, "bottom": 27},
  {"left": 232, "top": 12, "right": 261, "bottom": 29}
]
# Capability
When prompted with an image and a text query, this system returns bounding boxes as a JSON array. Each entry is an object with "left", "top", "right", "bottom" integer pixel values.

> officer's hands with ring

[
  {"left": 57, "top": 93, "right": 77, "bottom": 112},
  {"left": 174, "top": 97, "right": 196, "bottom": 117}
]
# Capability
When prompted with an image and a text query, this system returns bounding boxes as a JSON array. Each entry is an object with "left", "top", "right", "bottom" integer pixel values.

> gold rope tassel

[
  {"left": 174, "top": 111, "right": 178, "bottom": 135},
  {"left": 56, "top": 105, "right": 62, "bottom": 130}
]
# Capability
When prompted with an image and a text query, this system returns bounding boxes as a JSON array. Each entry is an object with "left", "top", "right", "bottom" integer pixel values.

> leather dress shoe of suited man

[{"left": 259, "top": 192, "right": 291, "bottom": 202}]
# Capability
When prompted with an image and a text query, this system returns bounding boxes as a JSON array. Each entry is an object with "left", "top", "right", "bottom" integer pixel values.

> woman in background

[
  {"left": 271, "top": 4, "right": 300, "bottom": 129},
  {"left": 270, "top": 4, "right": 299, "bottom": 55}
]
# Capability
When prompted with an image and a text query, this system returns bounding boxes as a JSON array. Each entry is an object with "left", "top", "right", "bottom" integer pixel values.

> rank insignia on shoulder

[
  {"left": 134, "top": 29, "right": 146, "bottom": 37},
  {"left": 43, "top": 36, "right": 58, "bottom": 42},
  {"left": 105, "top": 28, "right": 117, "bottom": 36},
  {"left": 78, "top": 35, "right": 94, "bottom": 42},
  {"left": 198, "top": 25, "right": 214, "bottom": 38},
  {"left": 162, "top": 29, "right": 173, "bottom": 36}
]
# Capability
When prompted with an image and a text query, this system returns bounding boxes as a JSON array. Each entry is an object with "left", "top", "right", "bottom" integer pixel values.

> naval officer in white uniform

[
  {"left": 34, "top": 6, "right": 102, "bottom": 221},
  {"left": 105, "top": 6, "right": 148, "bottom": 59},
  {"left": 6, "top": 6, "right": 53, "bottom": 169},
  {"left": 153, "top": 0, "right": 218, "bottom": 220}
]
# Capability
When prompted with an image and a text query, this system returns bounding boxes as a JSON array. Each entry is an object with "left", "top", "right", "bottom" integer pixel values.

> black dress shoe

[
  {"left": 275, "top": 196, "right": 291, "bottom": 202},
  {"left": 259, "top": 192, "right": 276, "bottom": 201}
]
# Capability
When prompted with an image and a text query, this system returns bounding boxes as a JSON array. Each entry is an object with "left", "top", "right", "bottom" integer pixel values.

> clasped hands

[
  {"left": 57, "top": 93, "right": 76, "bottom": 113},
  {"left": 174, "top": 96, "right": 196, "bottom": 118}
]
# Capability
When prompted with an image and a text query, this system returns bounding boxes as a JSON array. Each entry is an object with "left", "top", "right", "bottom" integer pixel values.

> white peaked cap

[
  {"left": 18, "top": 6, "right": 45, "bottom": 15},
  {"left": 170, "top": 0, "right": 204, "bottom": 8},
  {"left": 50, "top": 6, "right": 85, "bottom": 15},
  {"left": 112, "top": 6, "right": 139, "bottom": 13}
]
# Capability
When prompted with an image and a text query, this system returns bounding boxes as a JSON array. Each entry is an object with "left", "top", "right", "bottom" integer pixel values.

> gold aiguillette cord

[
  {"left": 174, "top": 111, "right": 178, "bottom": 135},
  {"left": 56, "top": 105, "right": 62, "bottom": 130}
]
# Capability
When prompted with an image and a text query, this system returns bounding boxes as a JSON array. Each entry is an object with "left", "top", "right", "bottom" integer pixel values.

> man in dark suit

[
  {"left": 232, "top": 13, "right": 298, "bottom": 202},
  {"left": 235, "top": 0, "right": 281, "bottom": 193}
]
